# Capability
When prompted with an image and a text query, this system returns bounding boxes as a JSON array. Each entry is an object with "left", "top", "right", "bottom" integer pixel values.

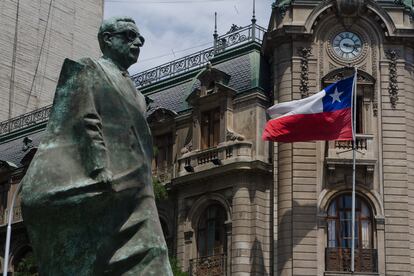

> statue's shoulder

[{"left": 57, "top": 58, "right": 101, "bottom": 87}]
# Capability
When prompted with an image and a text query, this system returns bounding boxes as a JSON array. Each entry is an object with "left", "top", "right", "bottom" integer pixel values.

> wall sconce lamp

[
  {"left": 184, "top": 164, "right": 194, "bottom": 172},
  {"left": 211, "top": 157, "right": 222, "bottom": 166}
]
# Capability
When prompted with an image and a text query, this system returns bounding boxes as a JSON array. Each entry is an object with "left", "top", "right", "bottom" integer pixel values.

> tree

[
  {"left": 14, "top": 252, "right": 38, "bottom": 276},
  {"left": 170, "top": 257, "right": 188, "bottom": 276}
]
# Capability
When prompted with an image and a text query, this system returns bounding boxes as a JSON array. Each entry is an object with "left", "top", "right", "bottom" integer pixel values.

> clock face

[{"left": 332, "top": 32, "right": 363, "bottom": 60}]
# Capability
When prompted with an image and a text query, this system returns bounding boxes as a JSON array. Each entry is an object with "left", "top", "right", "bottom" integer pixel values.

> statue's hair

[{"left": 98, "top": 17, "right": 136, "bottom": 51}]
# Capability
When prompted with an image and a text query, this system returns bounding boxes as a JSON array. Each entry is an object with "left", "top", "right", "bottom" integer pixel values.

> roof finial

[
  {"left": 214, "top": 12, "right": 218, "bottom": 37},
  {"left": 213, "top": 12, "right": 218, "bottom": 53},
  {"left": 251, "top": 0, "right": 256, "bottom": 24}
]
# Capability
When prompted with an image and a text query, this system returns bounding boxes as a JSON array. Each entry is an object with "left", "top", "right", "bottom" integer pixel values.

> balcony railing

[
  {"left": 326, "top": 134, "right": 376, "bottom": 165},
  {"left": 0, "top": 206, "right": 23, "bottom": 225},
  {"left": 325, "top": 248, "right": 378, "bottom": 273},
  {"left": 177, "top": 141, "right": 252, "bottom": 177},
  {"left": 131, "top": 23, "right": 266, "bottom": 88},
  {"left": 189, "top": 254, "right": 227, "bottom": 276},
  {"left": 0, "top": 105, "right": 52, "bottom": 136}
]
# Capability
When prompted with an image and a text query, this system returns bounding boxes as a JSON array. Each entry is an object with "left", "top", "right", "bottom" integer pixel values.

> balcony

[
  {"left": 189, "top": 254, "right": 227, "bottom": 276},
  {"left": 177, "top": 141, "right": 252, "bottom": 177},
  {"left": 326, "top": 134, "right": 376, "bottom": 170},
  {"left": 0, "top": 206, "right": 23, "bottom": 225},
  {"left": 325, "top": 248, "right": 378, "bottom": 273}
]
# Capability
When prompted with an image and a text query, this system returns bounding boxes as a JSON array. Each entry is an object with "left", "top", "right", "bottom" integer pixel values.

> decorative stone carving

[
  {"left": 226, "top": 24, "right": 242, "bottom": 34},
  {"left": 335, "top": 0, "right": 365, "bottom": 16},
  {"left": 272, "top": 0, "right": 292, "bottom": 19},
  {"left": 385, "top": 49, "right": 399, "bottom": 108},
  {"left": 226, "top": 130, "right": 245, "bottom": 142},
  {"left": 298, "top": 47, "right": 312, "bottom": 98}
]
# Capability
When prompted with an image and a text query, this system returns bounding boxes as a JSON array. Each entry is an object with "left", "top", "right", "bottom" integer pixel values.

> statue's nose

[{"left": 134, "top": 35, "right": 145, "bottom": 47}]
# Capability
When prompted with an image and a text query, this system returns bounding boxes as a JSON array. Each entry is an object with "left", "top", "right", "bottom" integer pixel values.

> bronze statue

[{"left": 21, "top": 17, "right": 173, "bottom": 275}]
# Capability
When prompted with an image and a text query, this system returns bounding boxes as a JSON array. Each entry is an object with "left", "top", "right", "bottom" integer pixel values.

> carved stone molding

[
  {"left": 226, "top": 130, "right": 245, "bottom": 142},
  {"left": 385, "top": 49, "right": 399, "bottom": 109},
  {"left": 298, "top": 47, "right": 312, "bottom": 98}
]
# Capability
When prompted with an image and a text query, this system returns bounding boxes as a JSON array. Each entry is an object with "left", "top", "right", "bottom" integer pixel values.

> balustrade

[{"left": 177, "top": 141, "right": 252, "bottom": 176}]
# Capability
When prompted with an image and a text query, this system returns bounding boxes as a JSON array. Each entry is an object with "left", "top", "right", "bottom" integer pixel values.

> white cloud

[{"left": 104, "top": 0, "right": 273, "bottom": 74}]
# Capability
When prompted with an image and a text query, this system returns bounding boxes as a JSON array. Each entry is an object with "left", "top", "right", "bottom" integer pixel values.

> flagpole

[{"left": 351, "top": 66, "right": 358, "bottom": 272}]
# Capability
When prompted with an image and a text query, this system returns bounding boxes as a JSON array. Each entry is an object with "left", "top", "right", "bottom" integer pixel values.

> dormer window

[
  {"left": 184, "top": 64, "right": 244, "bottom": 154},
  {"left": 201, "top": 108, "right": 220, "bottom": 149}
]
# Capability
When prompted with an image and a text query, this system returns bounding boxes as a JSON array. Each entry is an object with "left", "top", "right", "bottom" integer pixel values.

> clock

[{"left": 332, "top": 32, "right": 363, "bottom": 60}]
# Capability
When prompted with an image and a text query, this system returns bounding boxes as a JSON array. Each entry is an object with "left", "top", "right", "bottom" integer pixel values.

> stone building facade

[
  {"left": 0, "top": 0, "right": 103, "bottom": 121},
  {"left": 266, "top": 0, "right": 414, "bottom": 275},
  {"left": 0, "top": 0, "right": 414, "bottom": 275}
]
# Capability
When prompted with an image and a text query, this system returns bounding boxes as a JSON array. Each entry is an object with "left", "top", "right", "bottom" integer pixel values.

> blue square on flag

[{"left": 322, "top": 76, "right": 354, "bottom": 112}]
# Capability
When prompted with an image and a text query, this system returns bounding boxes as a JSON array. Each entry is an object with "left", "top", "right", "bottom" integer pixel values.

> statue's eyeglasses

[{"left": 109, "top": 30, "right": 145, "bottom": 45}]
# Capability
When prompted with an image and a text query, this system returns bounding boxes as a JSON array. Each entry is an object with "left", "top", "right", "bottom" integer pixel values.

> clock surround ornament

[{"left": 327, "top": 29, "right": 368, "bottom": 65}]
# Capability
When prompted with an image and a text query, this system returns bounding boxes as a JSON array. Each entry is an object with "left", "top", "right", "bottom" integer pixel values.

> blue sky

[{"left": 104, "top": 0, "right": 273, "bottom": 74}]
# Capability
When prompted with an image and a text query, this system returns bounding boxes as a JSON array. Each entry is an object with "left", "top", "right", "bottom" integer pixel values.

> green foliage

[
  {"left": 14, "top": 253, "right": 38, "bottom": 276},
  {"left": 169, "top": 257, "right": 188, "bottom": 276},
  {"left": 153, "top": 177, "right": 168, "bottom": 201}
]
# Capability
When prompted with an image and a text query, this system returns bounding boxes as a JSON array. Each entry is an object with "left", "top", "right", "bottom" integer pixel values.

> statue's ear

[{"left": 102, "top": 32, "right": 112, "bottom": 47}]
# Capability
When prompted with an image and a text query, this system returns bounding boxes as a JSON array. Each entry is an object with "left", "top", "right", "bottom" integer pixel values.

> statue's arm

[{"left": 53, "top": 58, "right": 112, "bottom": 184}]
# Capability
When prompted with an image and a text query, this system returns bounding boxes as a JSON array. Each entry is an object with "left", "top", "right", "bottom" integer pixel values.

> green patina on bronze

[{"left": 20, "top": 17, "right": 173, "bottom": 276}]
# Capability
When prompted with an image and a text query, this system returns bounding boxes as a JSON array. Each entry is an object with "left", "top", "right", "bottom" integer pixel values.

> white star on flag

[{"left": 329, "top": 88, "right": 343, "bottom": 104}]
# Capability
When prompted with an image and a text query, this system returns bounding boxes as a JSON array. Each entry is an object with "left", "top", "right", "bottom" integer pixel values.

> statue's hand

[{"left": 91, "top": 168, "right": 113, "bottom": 185}]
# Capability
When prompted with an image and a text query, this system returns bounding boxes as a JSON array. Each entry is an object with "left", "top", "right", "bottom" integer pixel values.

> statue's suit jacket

[{"left": 21, "top": 57, "right": 172, "bottom": 275}]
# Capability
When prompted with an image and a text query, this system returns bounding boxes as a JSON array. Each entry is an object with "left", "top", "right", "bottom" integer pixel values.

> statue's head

[{"left": 98, "top": 17, "right": 144, "bottom": 70}]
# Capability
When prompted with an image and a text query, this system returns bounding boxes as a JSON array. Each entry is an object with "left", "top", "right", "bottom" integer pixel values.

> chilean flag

[{"left": 263, "top": 76, "right": 354, "bottom": 142}]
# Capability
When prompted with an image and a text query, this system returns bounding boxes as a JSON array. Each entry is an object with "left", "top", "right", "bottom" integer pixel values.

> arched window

[
  {"left": 197, "top": 204, "right": 227, "bottom": 257},
  {"left": 327, "top": 194, "right": 373, "bottom": 249},
  {"left": 326, "top": 194, "right": 377, "bottom": 272}
]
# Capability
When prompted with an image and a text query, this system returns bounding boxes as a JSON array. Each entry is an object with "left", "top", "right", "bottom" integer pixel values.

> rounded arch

[
  {"left": 305, "top": 0, "right": 396, "bottom": 36},
  {"left": 322, "top": 68, "right": 376, "bottom": 85},
  {"left": 186, "top": 193, "right": 231, "bottom": 231},
  {"left": 318, "top": 187, "right": 384, "bottom": 218}
]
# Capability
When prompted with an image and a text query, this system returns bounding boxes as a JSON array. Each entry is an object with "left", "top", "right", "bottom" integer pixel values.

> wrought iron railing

[
  {"left": 0, "top": 105, "right": 52, "bottom": 136},
  {"left": 132, "top": 23, "right": 266, "bottom": 88},
  {"left": 325, "top": 248, "right": 378, "bottom": 272},
  {"left": 326, "top": 134, "right": 375, "bottom": 161},
  {"left": 189, "top": 254, "right": 226, "bottom": 276}
]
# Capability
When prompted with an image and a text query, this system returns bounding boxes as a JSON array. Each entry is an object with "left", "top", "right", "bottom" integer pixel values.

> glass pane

[
  {"left": 361, "top": 221, "right": 371, "bottom": 249},
  {"left": 207, "top": 220, "right": 216, "bottom": 256},
  {"left": 198, "top": 230, "right": 206, "bottom": 256},
  {"left": 361, "top": 202, "right": 370, "bottom": 218},
  {"left": 328, "top": 220, "right": 336, "bottom": 247},
  {"left": 328, "top": 201, "right": 336, "bottom": 216}
]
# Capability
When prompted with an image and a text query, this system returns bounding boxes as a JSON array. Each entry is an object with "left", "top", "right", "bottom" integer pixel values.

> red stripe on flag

[{"left": 262, "top": 108, "right": 352, "bottom": 142}]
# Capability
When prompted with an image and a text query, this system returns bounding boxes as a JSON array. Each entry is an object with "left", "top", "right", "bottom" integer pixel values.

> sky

[{"left": 104, "top": 0, "right": 274, "bottom": 75}]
